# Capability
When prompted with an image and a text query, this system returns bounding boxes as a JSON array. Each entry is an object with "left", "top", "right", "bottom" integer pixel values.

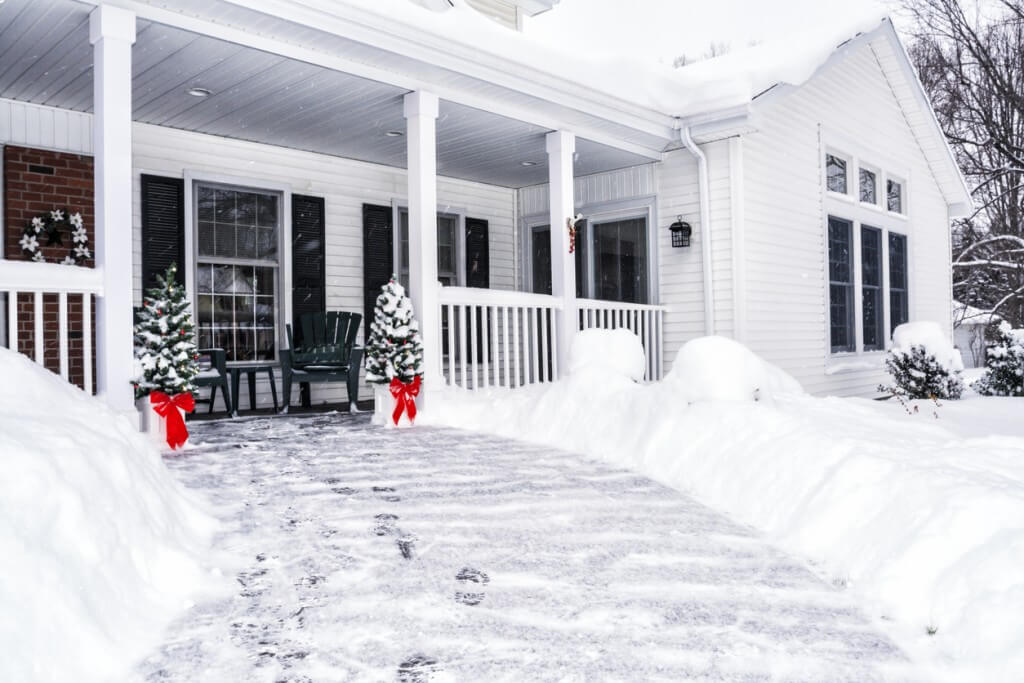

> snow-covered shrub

[
  {"left": 973, "top": 321, "right": 1024, "bottom": 397},
  {"left": 568, "top": 328, "right": 646, "bottom": 381},
  {"left": 881, "top": 322, "right": 964, "bottom": 400},
  {"left": 0, "top": 348, "right": 217, "bottom": 682},
  {"left": 665, "top": 335, "right": 803, "bottom": 404}
]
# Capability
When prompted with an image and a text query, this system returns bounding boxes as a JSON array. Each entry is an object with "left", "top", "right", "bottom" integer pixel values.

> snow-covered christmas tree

[
  {"left": 365, "top": 277, "right": 424, "bottom": 384},
  {"left": 134, "top": 263, "right": 199, "bottom": 399}
]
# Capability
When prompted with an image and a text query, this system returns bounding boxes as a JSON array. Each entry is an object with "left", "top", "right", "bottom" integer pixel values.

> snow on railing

[
  {"left": 0, "top": 260, "right": 103, "bottom": 392},
  {"left": 438, "top": 287, "right": 563, "bottom": 389},
  {"left": 576, "top": 298, "right": 667, "bottom": 381}
]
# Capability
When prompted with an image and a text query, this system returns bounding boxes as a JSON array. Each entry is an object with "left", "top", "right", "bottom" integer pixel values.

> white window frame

[
  {"left": 391, "top": 200, "right": 467, "bottom": 288},
  {"left": 183, "top": 170, "right": 292, "bottom": 366},
  {"left": 820, "top": 132, "right": 912, "bottom": 368},
  {"left": 520, "top": 195, "right": 659, "bottom": 304}
]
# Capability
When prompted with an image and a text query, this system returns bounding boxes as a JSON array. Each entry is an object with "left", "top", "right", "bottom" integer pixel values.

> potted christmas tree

[
  {"left": 365, "top": 277, "right": 424, "bottom": 427},
  {"left": 133, "top": 263, "right": 199, "bottom": 449}
]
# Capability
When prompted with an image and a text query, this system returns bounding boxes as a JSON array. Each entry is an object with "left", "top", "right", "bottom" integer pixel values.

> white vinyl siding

[
  {"left": 739, "top": 35, "right": 953, "bottom": 396},
  {"left": 129, "top": 122, "right": 515, "bottom": 408},
  {"left": 464, "top": 0, "right": 520, "bottom": 30}
]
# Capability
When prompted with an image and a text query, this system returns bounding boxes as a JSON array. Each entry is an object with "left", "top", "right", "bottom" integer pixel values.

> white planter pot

[
  {"left": 373, "top": 384, "right": 415, "bottom": 428},
  {"left": 137, "top": 397, "right": 188, "bottom": 450}
]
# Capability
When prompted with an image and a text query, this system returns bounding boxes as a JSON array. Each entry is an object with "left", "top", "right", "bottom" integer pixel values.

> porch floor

[{"left": 139, "top": 414, "right": 905, "bottom": 681}]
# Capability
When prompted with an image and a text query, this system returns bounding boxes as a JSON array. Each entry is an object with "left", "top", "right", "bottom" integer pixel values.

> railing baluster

[
  {"left": 33, "top": 291, "right": 43, "bottom": 364},
  {"left": 550, "top": 308, "right": 559, "bottom": 381},
  {"left": 469, "top": 304, "right": 478, "bottom": 390},
  {"left": 502, "top": 306, "right": 510, "bottom": 388},
  {"left": 481, "top": 305, "right": 490, "bottom": 389},
  {"left": 458, "top": 304, "right": 468, "bottom": 389},
  {"left": 489, "top": 305, "right": 498, "bottom": 388},
  {"left": 446, "top": 304, "right": 455, "bottom": 386},
  {"left": 530, "top": 307, "right": 540, "bottom": 385},
  {"left": 58, "top": 291, "right": 69, "bottom": 380},
  {"left": 83, "top": 293, "right": 92, "bottom": 393},
  {"left": 511, "top": 306, "right": 521, "bottom": 388},
  {"left": 539, "top": 306, "right": 549, "bottom": 383},
  {"left": 645, "top": 309, "right": 653, "bottom": 381}
]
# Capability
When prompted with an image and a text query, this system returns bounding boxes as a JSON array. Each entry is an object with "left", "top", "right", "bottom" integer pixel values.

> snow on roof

[{"left": 357, "top": 0, "right": 887, "bottom": 118}]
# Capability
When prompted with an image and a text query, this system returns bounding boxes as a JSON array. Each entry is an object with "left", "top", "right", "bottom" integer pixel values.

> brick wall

[{"left": 3, "top": 145, "right": 96, "bottom": 392}]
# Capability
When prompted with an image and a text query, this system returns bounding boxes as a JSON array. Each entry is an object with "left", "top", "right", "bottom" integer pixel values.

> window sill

[{"left": 824, "top": 351, "right": 886, "bottom": 376}]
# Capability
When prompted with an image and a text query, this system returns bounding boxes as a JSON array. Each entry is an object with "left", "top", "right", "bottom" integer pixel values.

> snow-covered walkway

[{"left": 139, "top": 413, "right": 907, "bottom": 682}]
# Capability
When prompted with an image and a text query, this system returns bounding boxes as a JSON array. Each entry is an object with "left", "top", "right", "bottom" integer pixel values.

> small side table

[{"left": 230, "top": 364, "right": 279, "bottom": 416}]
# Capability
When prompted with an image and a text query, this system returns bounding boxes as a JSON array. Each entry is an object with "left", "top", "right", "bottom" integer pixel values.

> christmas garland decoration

[{"left": 19, "top": 209, "right": 91, "bottom": 265}]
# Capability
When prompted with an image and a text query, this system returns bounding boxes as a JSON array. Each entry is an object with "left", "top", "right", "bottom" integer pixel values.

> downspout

[{"left": 680, "top": 125, "right": 716, "bottom": 336}]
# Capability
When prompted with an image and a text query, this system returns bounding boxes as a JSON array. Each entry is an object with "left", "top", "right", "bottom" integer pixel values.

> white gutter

[{"left": 681, "top": 125, "right": 716, "bottom": 336}]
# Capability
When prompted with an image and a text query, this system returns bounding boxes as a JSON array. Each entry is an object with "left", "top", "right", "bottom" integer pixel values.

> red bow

[
  {"left": 149, "top": 391, "right": 195, "bottom": 450},
  {"left": 389, "top": 376, "right": 421, "bottom": 426}
]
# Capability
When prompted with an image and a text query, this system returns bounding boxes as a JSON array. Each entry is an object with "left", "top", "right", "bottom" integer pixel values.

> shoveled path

[{"left": 138, "top": 413, "right": 908, "bottom": 682}]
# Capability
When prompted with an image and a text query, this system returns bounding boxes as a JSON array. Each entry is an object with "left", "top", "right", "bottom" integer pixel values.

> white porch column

[
  {"left": 547, "top": 130, "right": 576, "bottom": 373},
  {"left": 403, "top": 90, "right": 441, "bottom": 389},
  {"left": 90, "top": 6, "right": 136, "bottom": 417}
]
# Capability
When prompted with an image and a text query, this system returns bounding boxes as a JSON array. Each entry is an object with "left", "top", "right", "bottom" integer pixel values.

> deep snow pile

[
  {"left": 424, "top": 331, "right": 1024, "bottom": 681},
  {"left": 0, "top": 349, "right": 219, "bottom": 682}
]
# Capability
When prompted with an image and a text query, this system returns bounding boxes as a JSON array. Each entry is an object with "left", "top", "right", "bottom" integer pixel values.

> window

[
  {"left": 529, "top": 223, "right": 585, "bottom": 297},
  {"left": 861, "top": 225, "right": 884, "bottom": 351},
  {"left": 859, "top": 168, "right": 877, "bottom": 204},
  {"left": 887, "top": 179, "right": 903, "bottom": 213},
  {"left": 826, "top": 154, "right": 848, "bottom": 194},
  {"left": 591, "top": 218, "right": 649, "bottom": 304},
  {"left": 828, "top": 216, "right": 855, "bottom": 352},
  {"left": 398, "top": 210, "right": 459, "bottom": 290},
  {"left": 889, "top": 233, "right": 909, "bottom": 334},
  {"left": 195, "top": 184, "right": 280, "bottom": 363}
]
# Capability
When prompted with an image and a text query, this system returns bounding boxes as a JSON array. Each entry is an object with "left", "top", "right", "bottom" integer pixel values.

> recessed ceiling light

[
  {"left": 520, "top": 161, "right": 537, "bottom": 167},
  {"left": 187, "top": 86, "right": 213, "bottom": 97},
  {"left": 385, "top": 130, "right": 404, "bottom": 137}
]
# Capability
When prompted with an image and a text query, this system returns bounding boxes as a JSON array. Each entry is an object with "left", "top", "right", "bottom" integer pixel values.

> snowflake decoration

[
  {"left": 31, "top": 216, "right": 45, "bottom": 233},
  {"left": 19, "top": 233, "right": 39, "bottom": 252},
  {"left": 50, "top": 209, "right": 64, "bottom": 222}
]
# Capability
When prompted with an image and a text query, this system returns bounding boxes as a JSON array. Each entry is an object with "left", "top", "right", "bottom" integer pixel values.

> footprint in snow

[
  {"left": 373, "top": 485, "right": 401, "bottom": 503},
  {"left": 454, "top": 566, "right": 489, "bottom": 606},
  {"left": 397, "top": 654, "right": 440, "bottom": 682},
  {"left": 374, "top": 513, "right": 399, "bottom": 536},
  {"left": 396, "top": 535, "right": 416, "bottom": 560}
]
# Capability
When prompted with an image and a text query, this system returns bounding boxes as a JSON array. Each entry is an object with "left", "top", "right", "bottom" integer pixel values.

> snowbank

[
  {"left": 568, "top": 328, "right": 646, "bottom": 381},
  {"left": 0, "top": 349, "right": 219, "bottom": 682},
  {"left": 424, "top": 333, "right": 1024, "bottom": 681},
  {"left": 665, "top": 335, "right": 804, "bottom": 403},
  {"left": 892, "top": 320, "right": 964, "bottom": 372}
]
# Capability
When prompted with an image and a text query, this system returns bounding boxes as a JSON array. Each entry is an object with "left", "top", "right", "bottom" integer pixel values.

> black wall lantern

[{"left": 670, "top": 216, "right": 692, "bottom": 248}]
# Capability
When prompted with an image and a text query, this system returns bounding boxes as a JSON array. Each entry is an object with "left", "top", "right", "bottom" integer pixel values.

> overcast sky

[{"left": 524, "top": 0, "right": 902, "bottom": 66}]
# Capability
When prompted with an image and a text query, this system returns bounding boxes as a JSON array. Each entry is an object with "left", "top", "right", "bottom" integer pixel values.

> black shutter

[
  {"left": 363, "top": 203, "right": 393, "bottom": 335},
  {"left": 465, "top": 217, "right": 489, "bottom": 289},
  {"left": 140, "top": 174, "right": 184, "bottom": 290},
  {"left": 291, "top": 194, "right": 326, "bottom": 345}
]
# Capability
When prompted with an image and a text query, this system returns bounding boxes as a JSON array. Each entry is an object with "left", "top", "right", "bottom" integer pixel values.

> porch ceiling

[{"left": 0, "top": 0, "right": 655, "bottom": 188}]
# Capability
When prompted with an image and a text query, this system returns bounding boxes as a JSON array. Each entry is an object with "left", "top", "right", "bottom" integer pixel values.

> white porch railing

[
  {"left": 438, "top": 287, "right": 563, "bottom": 389},
  {"left": 0, "top": 260, "right": 103, "bottom": 391},
  {"left": 437, "top": 287, "right": 668, "bottom": 389},
  {"left": 576, "top": 298, "right": 667, "bottom": 381}
]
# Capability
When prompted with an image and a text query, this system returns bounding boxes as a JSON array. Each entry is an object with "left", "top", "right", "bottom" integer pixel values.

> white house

[{"left": 0, "top": 0, "right": 970, "bottom": 419}]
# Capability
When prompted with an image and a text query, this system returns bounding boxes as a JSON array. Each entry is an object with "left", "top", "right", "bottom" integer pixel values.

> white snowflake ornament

[
  {"left": 61, "top": 255, "right": 76, "bottom": 266},
  {"left": 32, "top": 252, "right": 45, "bottom": 262},
  {"left": 31, "top": 216, "right": 45, "bottom": 233},
  {"left": 50, "top": 209, "right": 64, "bottom": 222},
  {"left": 19, "top": 234, "right": 39, "bottom": 252},
  {"left": 69, "top": 212, "right": 83, "bottom": 228},
  {"left": 74, "top": 245, "right": 91, "bottom": 259}
]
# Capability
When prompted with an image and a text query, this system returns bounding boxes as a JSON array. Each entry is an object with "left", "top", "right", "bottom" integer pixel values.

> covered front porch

[{"left": 0, "top": 0, "right": 676, "bottom": 417}]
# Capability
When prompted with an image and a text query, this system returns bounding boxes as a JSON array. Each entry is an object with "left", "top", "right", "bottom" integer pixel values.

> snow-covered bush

[
  {"left": 973, "top": 321, "right": 1024, "bottom": 397},
  {"left": 881, "top": 322, "right": 964, "bottom": 400},
  {"left": 568, "top": 328, "right": 646, "bottom": 381},
  {"left": 0, "top": 348, "right": 217, "bottom": 682},
  {"left": 665, "top": 335, "right": 803, "bottom": 404}
]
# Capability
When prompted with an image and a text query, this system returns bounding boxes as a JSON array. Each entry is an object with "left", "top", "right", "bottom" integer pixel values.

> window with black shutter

[
  {"left": 292, "top": 195, "right": 325, "bottom": 346},
  {"left": 141, "top": 174, "right": 185, "bottom": 290}
]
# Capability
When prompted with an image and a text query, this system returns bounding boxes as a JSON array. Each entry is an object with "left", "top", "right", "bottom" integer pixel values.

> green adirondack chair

[{"left": 280, "top": 311, "right": 363, "bottom": 411}]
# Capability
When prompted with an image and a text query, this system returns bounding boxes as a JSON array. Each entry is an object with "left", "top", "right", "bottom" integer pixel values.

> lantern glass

[{"left": 670, "top": 220, "right": 691, "bottom": 248}]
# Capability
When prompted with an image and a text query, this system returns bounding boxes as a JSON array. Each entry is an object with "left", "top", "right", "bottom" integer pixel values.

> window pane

[
  {"left": 235, "top": 192, "right": 257, "bottom": 225},
  {"left": 214, "top": 223, "right": 235, "bottom": 258},
  {"left": 235, "top": 329, "right": 255, "bottom": 361},
  {"left": 255, "top": 267, "right": 275, "bottom": 296},
  {"left": 197, "top": 186, "right": 215, "bottom": 222},
  {"left": 859, "top": 168, "right": 877, "bottom": 204},
  {"left": 257, "top": 228, "right": 277, "bottom": 260},
  {"left": 861, "top": 226, "right": 883, "bottom": 351},
  {"left": 889, "top": 233, "right": 909, "bottom": 334},
  {"left": 197, "top": 222, "right": 216, "bottom": 257},
  {"left": 828, "top": 216, "right": 855, "bottom": 352},
  {"left": 257, "top": 195, "right": 277, "bottom": 228},
  {"left": 236, "top": 225, "right": 258, "bottom": 259},
  {"left": 591, "top": 218, "right": 648, "bottom": 304},
  {"left": 826, "top": 154, "right": 847, "bottom": 194},
  {"left": 256, "top": 328, "right": 276, "bottom": 361},
  {"left": 196, "top": 264, "right": 213, "bottom": 293},
  {"left": 213, "top": 265, "right": 235, "bottom": 293},
  {"left": 197, "top": 295, "right": 213, "bottom": 325},
  {"left": 233, "top": 266, "right": 254, "bottom": 295},
  {"left": 255, "top": 297, "right": 275, "bottom": 326},
  {"left": 214, "top": 188, "right": 235, "bottom": 223},
  {"left": 234, "top": 296, "right": 254, "bottom": 328},
  {"left": 212, "top": 295, "right": 234, "bottom": 325},
  {"left": 887, "top": 180, "right": 903, "bottom": 213}
]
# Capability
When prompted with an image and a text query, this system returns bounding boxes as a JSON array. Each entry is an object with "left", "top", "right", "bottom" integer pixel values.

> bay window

[
  {"left": 861, "top": 225, "right": 884, "bottom": 351},
  {"left": 889, "top": 233, "right": 909, "bottom": 334},
  {"left": 828, "top": 217, "right": 855, "bottom": 353}
]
